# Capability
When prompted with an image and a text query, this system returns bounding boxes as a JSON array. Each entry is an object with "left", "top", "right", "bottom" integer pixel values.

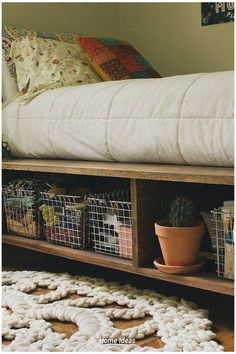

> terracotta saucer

[{"left": 153, "top": 257, "right": 204, "bottom": 275}]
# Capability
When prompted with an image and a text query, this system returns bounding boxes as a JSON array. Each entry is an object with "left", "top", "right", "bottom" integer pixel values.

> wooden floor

[{"left": 2, "top": 245, "right": 234, "bottom": 351}]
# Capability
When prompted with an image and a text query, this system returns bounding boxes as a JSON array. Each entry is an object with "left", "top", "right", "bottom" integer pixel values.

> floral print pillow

[
  {"left": 2, "top": 25, "right": 80, "bottom": 85},
  {"left": 10, "top": 35, "right": 101, "bottom": 104}
]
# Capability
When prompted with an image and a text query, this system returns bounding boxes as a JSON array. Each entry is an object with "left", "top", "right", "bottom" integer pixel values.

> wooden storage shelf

[
  {"left": 2, "top": 159, "right": 234, "bottom": 297},
  {"left": 2, "top": 235, "right": 132, "bottom": 272},
  {"left": 2, "top": 159, "right": 234, "bottom": 185},
  {"left": 2, "top": 234, "right": 233, "bottom": 296},
  {"left": 137, "top": 265, "right": 234, "bottom": 296}
]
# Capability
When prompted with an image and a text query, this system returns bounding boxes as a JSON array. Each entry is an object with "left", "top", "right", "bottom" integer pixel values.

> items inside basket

[
  {"left": 88, "top": 190, "right": 132, "bottom": 259},
  {"left": 3, "top": 176, "right": 133, "bottom": 259},
  {"left": 210, "top": 201, "right": 234, "bottom": 280},
  {"left": 3, "top": 179, "right": 43, "bottom": 239},
  {"left": 40, "top": 193, "right": 88, "bottom": 249}
]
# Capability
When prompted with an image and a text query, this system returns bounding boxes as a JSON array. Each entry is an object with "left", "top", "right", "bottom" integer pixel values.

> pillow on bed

[
  {"left": 2, "top": 25, "right": 80, "bottom": 85},
  {"left": 2, "top": 54, "right": 18, "bottom": 102},
  {"left": 3, "top": 25, "right": 161, "bottom": 85},
  {"left": 78, "top": 37, "right": 161, "bottom": 81},
  {"left": 10, "top": 35, "right": 101, "bottom": 104}
]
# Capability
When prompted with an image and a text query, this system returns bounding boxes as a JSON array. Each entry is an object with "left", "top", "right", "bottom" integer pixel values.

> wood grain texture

[
  {"left": 135, "top": 264, "right": 234, "bottom": 296},
  {"left": 2, "top": 159, "right": 234, "bottom": 185},
  {"left": 2, "top": 285, "right": 233, "bottom": 351},
  {"left": 2, "top": 235, "right": 234, "bottom": 296},
  {"left": 132, "top": 180, "right": 161, "bottom": 266},
  {"left": 2, "top": 235, "right": 132, "bottom": 272}
]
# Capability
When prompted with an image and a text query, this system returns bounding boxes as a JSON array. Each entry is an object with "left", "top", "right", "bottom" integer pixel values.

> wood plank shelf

[
  {"left": 2, "top": 159, "right": 234, "bottom": 297},
  {"left": 2, "top": 235, "right": 132, "bottom": 273},
  {"left": 2, "top": 235, "right": 234, "bottom": 296},
  {"left": 2, "top": 159, "right": 234, "bottom": 185},
  {"left": 136, "top": 265, "right": 234, "bottom": 296}
]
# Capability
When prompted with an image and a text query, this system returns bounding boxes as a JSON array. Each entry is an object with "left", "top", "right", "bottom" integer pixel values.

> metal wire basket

[
  {"left": 40, "top": 192, "right": 88, "bottom": 249},
  {"left": 3, "top": 183, "right": 42, "bottom": 239},
  {"left": 88, "top": 190, "right": 132, "bottom": 259},
  {"left": 211, "top": 208, "right": 234, "bottom": 279}
]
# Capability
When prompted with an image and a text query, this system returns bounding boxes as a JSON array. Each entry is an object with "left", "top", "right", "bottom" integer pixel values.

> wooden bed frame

[{"left": 2, "top": 159, "right": 234, "bottom": 296}]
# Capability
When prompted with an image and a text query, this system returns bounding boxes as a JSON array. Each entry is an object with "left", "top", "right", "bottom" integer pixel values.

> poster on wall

[{"left": 201, "top": 2, "right": 234, "bottom": 26}]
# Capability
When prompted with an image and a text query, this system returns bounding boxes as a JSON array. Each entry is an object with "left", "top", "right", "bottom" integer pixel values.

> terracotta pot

[{"left": 154, "top": 221, "right": 205, "bottom": 266}]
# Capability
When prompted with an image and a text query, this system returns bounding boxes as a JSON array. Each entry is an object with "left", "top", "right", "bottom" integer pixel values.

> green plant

[{"left": 168, "top": 197, "right": 196, "bottom": 227}]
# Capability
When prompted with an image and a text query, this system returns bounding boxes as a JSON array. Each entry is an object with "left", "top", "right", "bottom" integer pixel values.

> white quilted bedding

[{"left": 3, "top": 71, "right": 234, "bottom": 166}]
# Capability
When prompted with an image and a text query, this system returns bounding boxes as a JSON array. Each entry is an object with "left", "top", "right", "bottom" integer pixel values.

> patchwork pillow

[
  {"left": 78, "top": 37, "right": 161, "bottom": 81},
  {"left": 10, "top": 35, "right": 101, "bottom": 104},
  {"left": 2, "top": 25, "right": 80, "bottom": 85}
]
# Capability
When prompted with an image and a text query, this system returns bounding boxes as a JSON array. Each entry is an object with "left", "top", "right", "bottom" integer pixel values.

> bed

[{"left": 3, "top": 71, "right": 234, "bottom": 167}]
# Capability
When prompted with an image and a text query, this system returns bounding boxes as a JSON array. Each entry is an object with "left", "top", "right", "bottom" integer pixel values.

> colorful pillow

[
  {"left": 10, "top": 35, "right": 101, "bottom": 104},
  {"left": 78, "top": 37, "right": 161, "bottom": 81},
  {"left": 3, "top": 26, "right": 161, "bottom": 84},
  {"left": 2, "top": 25, "right": 80, "bottom": 85}
]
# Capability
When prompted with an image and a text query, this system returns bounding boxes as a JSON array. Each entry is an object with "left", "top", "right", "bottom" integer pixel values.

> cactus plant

[
  {"left": 168, "top": 197, "right": 196, "bottom": 227},
  {"left": 155, "top": 196, "right": 204, "bottom": 269}
]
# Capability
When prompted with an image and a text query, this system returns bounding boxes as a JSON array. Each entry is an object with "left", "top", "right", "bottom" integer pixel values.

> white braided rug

[{"left": 2, "top": 271, "right": 223, "bottom": 352}]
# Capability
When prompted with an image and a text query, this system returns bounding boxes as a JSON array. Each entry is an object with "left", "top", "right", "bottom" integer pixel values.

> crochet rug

[{"left": 2, "top": 271, "right": 223, "bottom": 352}]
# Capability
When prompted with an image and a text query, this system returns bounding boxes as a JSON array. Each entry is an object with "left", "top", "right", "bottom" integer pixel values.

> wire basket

[
  {"left": 88, "top": 190, "right": 132, "bottom": 259},
  {"left": 3, "top": 182, "right": 42, "bottom": 239},
  {"left": 211, "top": 208, "right": 234, "bottom": 279},
  {"left": 40, "top": 192, "right": 87, "bottom": 249}
]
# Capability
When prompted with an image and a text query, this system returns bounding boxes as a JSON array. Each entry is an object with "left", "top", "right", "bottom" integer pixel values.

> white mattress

[{"left": 3, "top": 71, "right": 234, "bottom": 167}]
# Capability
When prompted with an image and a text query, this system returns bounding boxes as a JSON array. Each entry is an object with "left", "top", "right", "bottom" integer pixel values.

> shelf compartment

[{"left": 132, "top": 179, "right": 234, "bottom": 267}]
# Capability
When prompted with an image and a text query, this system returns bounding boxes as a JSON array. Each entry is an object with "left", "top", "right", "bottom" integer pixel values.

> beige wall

[
  {"left": 118, "top": 3, "right": 234, "bottom": 76},
  {"left": 2, "top": 2, "right": 234, "bottom": 76},
  {"left": 2, "top": 2, "right": 119, "bottom": 37}
]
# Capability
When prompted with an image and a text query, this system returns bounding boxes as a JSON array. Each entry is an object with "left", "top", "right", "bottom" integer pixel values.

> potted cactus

[{"left": 154, "top": 197, "right": 205, "bottom": 267}]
